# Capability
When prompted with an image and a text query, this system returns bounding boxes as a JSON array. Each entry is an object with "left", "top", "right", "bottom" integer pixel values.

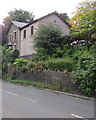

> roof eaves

[
  {"left": 20, "top": 11, "right": 71, "bottom": 30},
  {"left": 11, "top": 21, "right": 28, "bottom": 28},
  {"left": 37, "top": 11, "right": 71, "bottom": 28},
  {"left": 55, "top": 12, "right": 71, "bottom": 28},
  {"left": 20, "top": 19, "right": 38, "bottom": 30},
  {"left": 20, "top": 12, "right": 58, "bottom": 30}
]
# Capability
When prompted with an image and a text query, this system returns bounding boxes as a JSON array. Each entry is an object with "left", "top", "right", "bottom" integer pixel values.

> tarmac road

[{"left": 2, "top": 81, "right": 95, "bottom": 119}]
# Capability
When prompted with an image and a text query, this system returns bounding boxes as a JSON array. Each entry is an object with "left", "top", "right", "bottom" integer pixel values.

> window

[
  {"left": 23, "top": 29, "right": 26, "bottom": 38},
  {"left": 14, "top": 31, "right": 17, "bottom": 40},
  {"left": 9, "top": 33, "right": 12, "bottom": 42},
  {"left": 54, "top": 20, "right": 56, "bottom": 22},
  {"left": 31, "top": 26, "right": 34, "bottom": 35}
]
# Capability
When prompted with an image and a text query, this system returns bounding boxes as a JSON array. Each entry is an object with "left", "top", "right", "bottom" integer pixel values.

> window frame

[
  {"left": 9, "top": 33, "right": 12, "bottom": 42},
  {"left": 31, "top": 26, "right": 34, "bottom": 35},
  {"left": 23, "top": 29, "right": 26, "bottom": 38},
  {"left": 14, "top": 30, "right": 17, "bottom": 40}
]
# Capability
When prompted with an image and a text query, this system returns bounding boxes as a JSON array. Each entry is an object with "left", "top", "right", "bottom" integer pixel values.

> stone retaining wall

[{"left": 8, "top": 65, "right": 80, "bottom": 93}]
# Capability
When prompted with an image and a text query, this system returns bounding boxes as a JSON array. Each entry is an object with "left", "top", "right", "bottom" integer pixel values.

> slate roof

[
  {"left": 6, "top": 21, "right": 28, "bottom": 33},
  {"left": 12, "top": 21, "right": 28, "bottom": 28},
  {"left": 7, "top": 11, "right": 71, "bottom": 33}
]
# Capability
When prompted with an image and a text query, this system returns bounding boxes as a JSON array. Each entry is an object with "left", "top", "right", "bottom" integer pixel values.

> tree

[
  {"left": 3, "top": 8, "right": 34, "bottom": 27},
  {"left": 34, "top": 24, "right": 63, "bottom": 55},
  {"left": 0, "top": 46, "right": 20, "bottom": 76},
  {"left": 59, "top": 13, "right": 70, "bottom": 21},
  {"left": 3, "top": 16, "right": 12, "bottom": 27},
  {"left": 70, "top": 0, "right": 96, "bottom": 33},
  {"left": 2, "top": 25, "right": 7, "bottom": 45}
]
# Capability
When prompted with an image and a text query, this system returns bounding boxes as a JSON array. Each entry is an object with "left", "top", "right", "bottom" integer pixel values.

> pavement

[{"left": 1, "top": 81, "right": 95, "bottom": 119}]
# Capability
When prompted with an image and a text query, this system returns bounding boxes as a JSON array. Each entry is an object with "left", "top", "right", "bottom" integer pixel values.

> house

[
  {"left": 7, "top": 11, "right": 71, "bottom": 57},
  {"left": 6, "top": 21, "right": 28, "bottom": 50}
]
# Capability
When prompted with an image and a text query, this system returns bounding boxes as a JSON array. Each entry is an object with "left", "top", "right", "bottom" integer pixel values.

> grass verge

[{"left": 3, "top": 75, "right": 60, "bottom": 91}]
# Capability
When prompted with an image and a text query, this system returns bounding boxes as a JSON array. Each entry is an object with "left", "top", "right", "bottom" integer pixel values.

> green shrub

[
  {"left": 12, "top": 49, "right": 19, "bottom": 61},
  {"left": 1, "top": 46, "right": 13, "bottom": 76},
  {"left": 27, "top": 61, "right": 34, "bottom": 71},
  {"left": 3, "top": 75, "right": 12, "bottom": 81},
  {"left": 34, "top": 24, "right": 63, "bottom": 55},
  {"left": 42, "top": 58, "right": 74, "bottom": 72},
  {"left": 0, "top": 46, "right": 20, "bottom": 77},
  {"left": 90, "top": 42, "right": 96, "bottom": 61},
  {"left": 74, "top": 60, "right": 96, "bottom": 96},
  {"left": 13, "top": 58, "right": 28, "bottom": 72},
  {"left": 53, "top": 47, "right": 64, "bottom": 58},
  {"left": 73, "top": 43, "right": 96, "bottom": 96},
  {"left": 13, "top": 58, "right": 44, "bottom": 72},
  {"left": 33, "top": 48, "right": 50, "bottom": 61},
  {"left": 77, "top": 50, "right": 92, "bottom": 70}
]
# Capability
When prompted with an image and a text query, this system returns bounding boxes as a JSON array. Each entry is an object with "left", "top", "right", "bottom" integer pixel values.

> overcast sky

[{"left": 0, "top": 0, "right": 85, "bottom": 24}]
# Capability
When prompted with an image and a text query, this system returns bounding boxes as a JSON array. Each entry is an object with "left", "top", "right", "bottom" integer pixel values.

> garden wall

[{"left": 8, "top": 65, "right": 80, "bottom": 93}]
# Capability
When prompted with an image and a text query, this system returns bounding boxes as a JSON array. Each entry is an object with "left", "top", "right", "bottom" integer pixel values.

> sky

[{"left": 0, "top": 0, "right": 85, "bottom": 24}]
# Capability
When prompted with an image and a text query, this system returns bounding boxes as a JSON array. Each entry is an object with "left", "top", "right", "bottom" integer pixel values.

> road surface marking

[
  {"left": 71, "top": 114, "right": 88, "bottom": 120},
  {"left": 2, "top": 90, "right": 37, "bottom": 103}
]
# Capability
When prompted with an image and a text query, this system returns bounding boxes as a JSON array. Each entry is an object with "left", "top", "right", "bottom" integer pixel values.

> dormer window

[
  {"left": 31, "top": 26, "right": 34, "bottom": 35},
  {"left": 23, "top": 29, "right": 26, "bottom": 38}
]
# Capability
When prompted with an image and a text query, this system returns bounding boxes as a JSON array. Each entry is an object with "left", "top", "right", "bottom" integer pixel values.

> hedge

[{"left": 42, "top": 58, "right": 74, "bottom": 72}]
